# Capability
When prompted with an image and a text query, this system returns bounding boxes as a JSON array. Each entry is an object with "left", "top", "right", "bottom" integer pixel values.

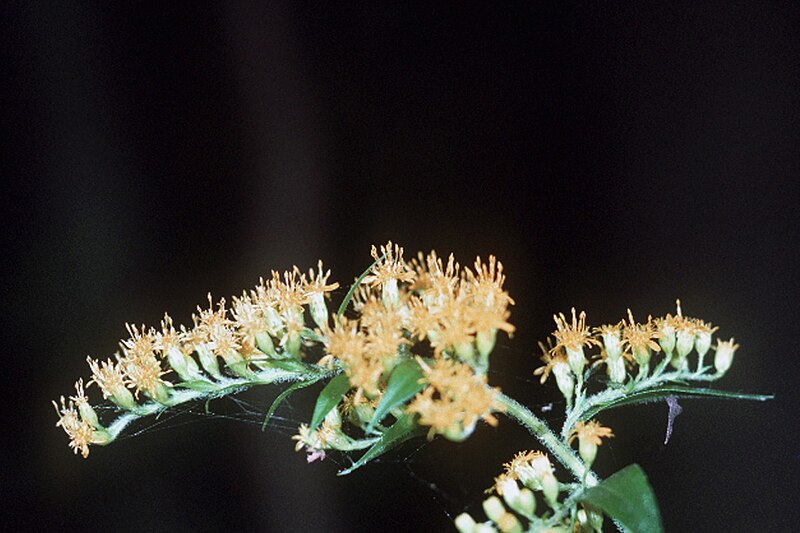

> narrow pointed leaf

[
  {"left": 579, "top": 464, "right": 662, "bottom": 533},
  {"left": 367, "top": 358, "right": 425, "bottom": 433},
  {"left": 338, "top": 413, "right": 425, "bottom": 475},
  {"left": 580, "top": 386, "right": 773, "bottom": 422},
  {"left": 262, "top": 378, "right": 323, "bottom": 431},
  {"left": 310, "top": 374, "right": 351, "bottom": 431},
  {"left": 336, "top": 252, "right": 387, "bottom": 318}
]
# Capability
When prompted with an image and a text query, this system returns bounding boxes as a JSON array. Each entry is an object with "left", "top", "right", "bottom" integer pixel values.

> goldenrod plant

[{"left": 53, "top": 242, "right": 771, "bottom": 532}]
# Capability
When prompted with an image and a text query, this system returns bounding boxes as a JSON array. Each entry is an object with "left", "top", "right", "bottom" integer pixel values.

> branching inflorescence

[{"left": 53, "top": 243, "right": 770, "bottom": 532}]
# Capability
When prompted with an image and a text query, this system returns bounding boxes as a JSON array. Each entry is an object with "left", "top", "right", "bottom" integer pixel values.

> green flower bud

[
  {"left": 584, "top": 504, "right": 604, "bottom": 533},
  {"left": 255, "top": 332, "right": 277, "bottom": 357},
  {"left": 110, "top": 386, "right": 137, "bottom": 411},
  {"left": 496, "top": 513, "right": 522, "bottom": 533},
  {"left": 149, "top": 381, "right": 172, "bottom": 405},
  {"left": 454, "top": 513, "right": 477, "bottom": 533},
  {"left": 482, "top": 496, "right": 505, "bottom": 523},
  {"left": 196, "top": 345, "right": 222, "bottom": 379},
  {"left": 166, "top": 347, "right": 204, "bottom": 382},
  {"left": 500, "top": 478, "right": 536, "bottom": 519},
  {"left": 91, "top": 428, "right": 113, "bottom": 446},
  {"left": 284, "top": 330, "right": 302, "bottom": 358},
  {"left": 541, "top": 472, "right": 560, "bottom": 509},
  {"left": 77, "top": 401, "right": 100, "bottom": 429}
]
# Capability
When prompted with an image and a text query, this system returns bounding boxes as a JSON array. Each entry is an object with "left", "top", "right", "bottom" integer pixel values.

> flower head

[
  {"left": 87, "top": 356, "right": 136, "bottom": 410},
  {"left": 714, "top": 337, "right": 739, "bottom": 375},
  {"left": 622, "top": 309, "right": 663, "bottom": 367},
  {"left": 53, "top": 395, "right": 109, "bottom": 458},
  {"left": 407, "top": 357, "right": 502, "bottom": 441},
  {"left": 551, "top": 308, "right": 598, "bottom": 376},
  {"left": 569, "top": 420, "right": 614, "bottom": 467}
]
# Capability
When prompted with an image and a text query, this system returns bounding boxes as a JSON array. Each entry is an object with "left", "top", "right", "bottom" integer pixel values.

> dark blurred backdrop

[{"left": 4, "top": 2, "right": 799, "bottom": 532}]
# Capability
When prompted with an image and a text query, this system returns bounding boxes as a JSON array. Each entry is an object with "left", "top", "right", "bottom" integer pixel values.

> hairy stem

[{"left": 496, "top": 392, "right": 599, "bottom": 487}]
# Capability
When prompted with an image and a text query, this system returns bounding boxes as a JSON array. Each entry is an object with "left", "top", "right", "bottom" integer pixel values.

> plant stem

[{"left": 496, "top": 392, "right": 598, "bottom": 487}]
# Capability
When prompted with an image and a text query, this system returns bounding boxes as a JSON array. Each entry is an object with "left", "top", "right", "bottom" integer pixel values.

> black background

[{"left": 4, "top": 2, "right": 799, "bottom": 532}]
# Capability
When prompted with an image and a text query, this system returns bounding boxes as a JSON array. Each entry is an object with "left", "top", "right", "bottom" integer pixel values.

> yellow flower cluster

[
  {"left": 407, "top": 357, "right": 502, "bottom": 440},
  {"left": 54, "top": 243, "right": 515, "bottom": 456},
  {"left": 535, "top": 300, "right": 729, "bottom": 391}
]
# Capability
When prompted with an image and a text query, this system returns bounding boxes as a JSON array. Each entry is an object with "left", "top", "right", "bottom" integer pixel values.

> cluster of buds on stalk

[
  {"left": 534, "top": 301, "right": 739, "bottom": 408},
  {"left": 455, "top": 446, "right": 608, "bottom": 533}
]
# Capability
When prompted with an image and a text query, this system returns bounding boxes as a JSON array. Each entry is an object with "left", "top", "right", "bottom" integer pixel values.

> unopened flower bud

[
  {"left": 482, "top": 496, "right": 505, "bottom": 523},
  {"left": 196, "top": 345, "right": 222, "bottom": 379},
  {"left": 517, "top": 489, "right": 536, "bottom": 517},
  {"left": 255, "top": 332, "right": 277, "bottom": 357},
  {"left": 500, "top": 478, "right": 536, "bottom": 518},
  {"left": 165, "top": 347, "right": 203, "bottom": 382},
  {"left": 454, "top": 513, "right": 477, "bottom": 533},
  {"left": 77, "top": 402, "right": 100, "bottom": 429},
  {"left": 584, "top": 504, "right": 604, "bottom": 533},
  {"left": 496, "top": 512, "right": 522, "bottom": 533},
  {"left": 110, "top": 386, "right": 137, "bottom": 411},
  {"left": 524, "top": 454, "right": 559, "bottom": 508},
  {"left": 284, "top": 330, "right": 302, "bottom": 358},
  {"left": 499, "top": 477, "right": 520, "bottom": 505},
  {"left": 91, "top": 428, "right": 112, "bottom": 445},
  {"left": 540, "top": 471, "right": 559, "bottom": 509}
]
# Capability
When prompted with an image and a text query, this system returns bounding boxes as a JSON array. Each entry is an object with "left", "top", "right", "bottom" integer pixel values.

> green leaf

[
  {"left": 580, "top": 385, "right": 773, "bottom": 422},
  {"left": 579, "top": 464, "right": 662, "bottom": 533},
  {"left": 336, "top": 251, "right": 387, "bottom": 318},
  {"left": 262, "top": 378, "right": 324, "bottom": 431},
  {"left": 338, "top": 413, "right": 425, "bottom": 475},
  {"left": 367, "top": 358, "right": 425, "bottom": 433},
  {"left": 310, "top": 374, "right": 351, "bottom": 431}
]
